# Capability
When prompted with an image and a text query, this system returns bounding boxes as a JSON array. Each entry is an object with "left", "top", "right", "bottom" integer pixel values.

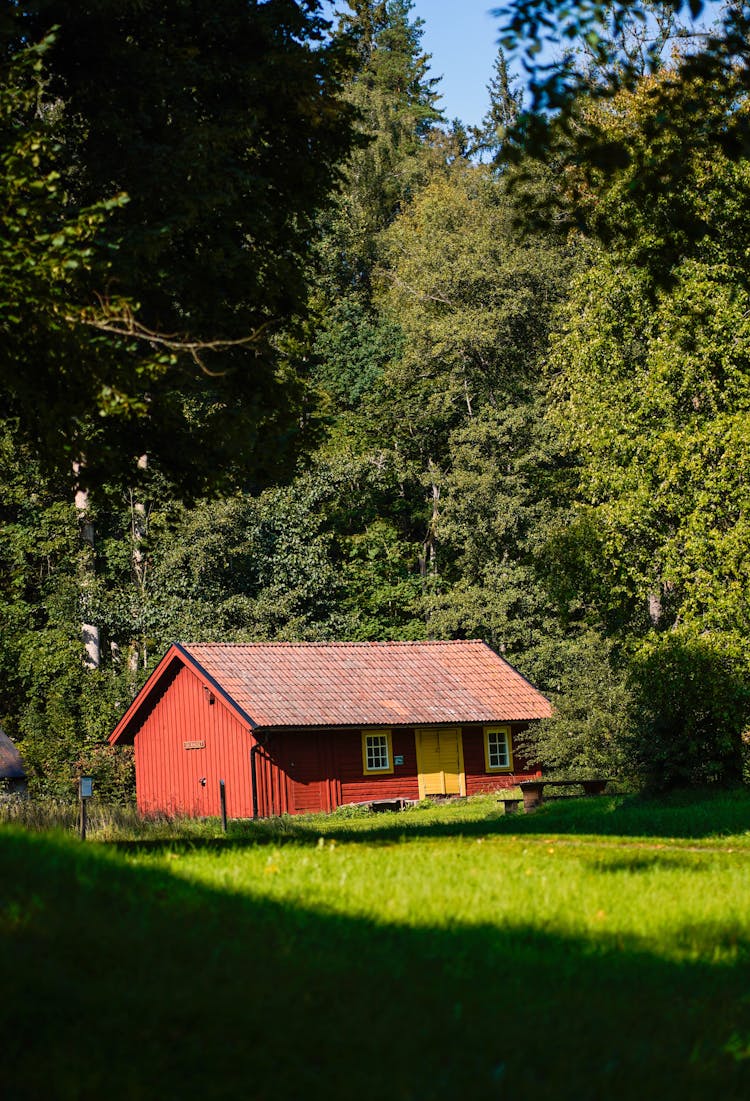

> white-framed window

[
  {"left": 484, "top": 726, "right": 513, "bottom": 772},
  {"left": 362, "top": 730, "right": 393, "bottom": 774}
]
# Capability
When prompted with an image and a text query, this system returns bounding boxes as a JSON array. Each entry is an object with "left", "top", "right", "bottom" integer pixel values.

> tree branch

[{"left": 64, "top": 297, "right": 275, "bottom": 376}]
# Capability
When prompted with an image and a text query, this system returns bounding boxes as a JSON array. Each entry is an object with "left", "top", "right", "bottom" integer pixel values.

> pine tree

[
  {"left": 321, "top": 0, "right": 442, "bottom": 290},
  {"left": 310, "top": 0, "right": 443, "bottom": 414},
  {"left": 470, "top": 48, "right": 523, "bottom": 166}
]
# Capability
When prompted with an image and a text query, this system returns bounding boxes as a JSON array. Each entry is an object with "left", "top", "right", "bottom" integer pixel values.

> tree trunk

[
  {"left": 73, "top": 458, "right": 100, "bottom": 670},
  {"left": 419, "top": 462, "right": 440, "bottom": 579},
  {"left": 648, "top": 590, "right": 663, "bottom": 627},
  {"left": 129, "top": 453, "right": 149, "bottom": 680}
]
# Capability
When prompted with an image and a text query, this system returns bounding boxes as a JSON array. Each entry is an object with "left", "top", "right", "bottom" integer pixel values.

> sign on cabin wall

[{"left": 183, "top": 740, "right": 206, "bottom": 750}]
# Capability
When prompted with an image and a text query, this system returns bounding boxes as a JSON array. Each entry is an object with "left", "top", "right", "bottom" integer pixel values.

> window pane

[
  {"left": 488, "top": 730, "right": 509, "bottom": 769},
  {"left": 366, "top": 734, "right": 389, "bottom": 771}
]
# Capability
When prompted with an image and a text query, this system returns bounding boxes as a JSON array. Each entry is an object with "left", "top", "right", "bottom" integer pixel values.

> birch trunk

[
  {"left": 73, "top": 459, "right": 101, "bottom": 670},
  {"left": 128, "top": 454, "right": 149, "bottom": 678},
  {"left": 419, "top": 462, "right": 440, "bottom": 580},
  {"left": 648, "top": 590, "right": 663, "bottom": 627}
]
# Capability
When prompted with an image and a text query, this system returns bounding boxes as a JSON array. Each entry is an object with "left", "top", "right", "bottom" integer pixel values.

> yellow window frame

[
  {"left": 361, "top": 729, "right": 394, "bottom": 775},
  {"left": 484, "top": 725, "right": 513, "bottom": 773}
]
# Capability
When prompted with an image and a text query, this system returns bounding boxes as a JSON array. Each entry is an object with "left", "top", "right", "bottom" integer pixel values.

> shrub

[
  {"left": 623, "top": 631, "right": 750, "bottom": 790},
  {"left": 518, "top": 631, "right": 630, "bottom": 778}
]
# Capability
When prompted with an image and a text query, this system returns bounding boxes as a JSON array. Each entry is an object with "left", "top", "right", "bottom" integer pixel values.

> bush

[
  {"left": 623, "top": 631, "right": 750, "bottom": 790},
  {"left": 518, "top": 631, "right": 630, "bottom": 778}
]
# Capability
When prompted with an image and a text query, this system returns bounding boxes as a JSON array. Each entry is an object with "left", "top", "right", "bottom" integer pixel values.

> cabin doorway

[
  {"left": 282, "top": 732, "right": 342, "bottom": 815},
  {"left": 416, "top": 727, "right": 465, "bottom": 799}
]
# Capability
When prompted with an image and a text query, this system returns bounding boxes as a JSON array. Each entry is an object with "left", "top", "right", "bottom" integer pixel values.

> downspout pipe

[{"left": 250, "top": 740, "right": 261, "bottom": 819}]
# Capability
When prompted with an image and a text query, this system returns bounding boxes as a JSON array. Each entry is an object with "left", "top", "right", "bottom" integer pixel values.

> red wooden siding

[
  {"left": 254, "top": 730, "right": 418, "bottom": 816},
  {"left": 134, "top": 663, "right": 255, "bottom": 817},
  {"left": 275, "top": 731, "right": 339, "bottom": 815},
  {"left": 253, "top": 738, "right": 289, "bottom": 818},
  {"left": 252, "top": 726, "right": 537, "bottom": 817},
  {"left": 462, "top": 725, "right": 540, "bottom": 795},
  {"left": 337, "top": 729, "right": 419, "bottom": 805}
]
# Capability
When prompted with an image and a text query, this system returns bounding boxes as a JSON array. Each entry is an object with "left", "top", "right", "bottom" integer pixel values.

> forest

[{"left": 1, "top": 0, "right": 749, "bottom": 800}]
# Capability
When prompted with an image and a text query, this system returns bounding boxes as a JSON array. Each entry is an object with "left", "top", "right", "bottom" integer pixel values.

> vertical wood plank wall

[
  {"left": 134, "top": 662, "right": 253, "bottom": 817},
  {"left": 254, "top": 727, "right": 540, "bottom": 816}
]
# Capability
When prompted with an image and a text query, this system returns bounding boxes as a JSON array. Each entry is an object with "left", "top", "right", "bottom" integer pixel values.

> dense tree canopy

[
  {"left": 1, "top": 0, "right": 356, "bottom": 490},
  {"left": 2, "top": 0, "right": 749, "bottom": 795},
  {"left": 496, "top": 1, "right": 750, "bottom": 264}
]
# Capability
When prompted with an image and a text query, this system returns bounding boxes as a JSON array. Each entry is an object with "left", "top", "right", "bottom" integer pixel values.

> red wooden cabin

[{"left": 109, "top": 641, "right": 550, "bottom": 818}]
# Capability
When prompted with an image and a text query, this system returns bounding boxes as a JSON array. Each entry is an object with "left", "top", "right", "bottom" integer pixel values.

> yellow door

[{"left": 416, "top": 727, "right": 465, "bottom": 798}]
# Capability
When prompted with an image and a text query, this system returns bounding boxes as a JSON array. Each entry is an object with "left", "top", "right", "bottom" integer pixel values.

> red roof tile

[{"left": 181, "top": 640, "right": 551, "bottom": 728}]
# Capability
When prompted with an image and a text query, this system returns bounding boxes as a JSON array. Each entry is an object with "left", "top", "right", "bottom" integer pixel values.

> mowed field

[{"left": 2, "top": 792, "right": 750, "bottom": 1101}]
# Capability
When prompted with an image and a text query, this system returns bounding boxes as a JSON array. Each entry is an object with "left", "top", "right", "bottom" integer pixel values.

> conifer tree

[
  {"left": 311, "top": 0, "right": 443, "bottom": 411},
  {"left": 470, "top": 48, "right": 523, "bottom": 165}
]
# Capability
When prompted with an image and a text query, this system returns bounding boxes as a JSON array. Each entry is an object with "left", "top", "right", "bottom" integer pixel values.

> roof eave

[
  {"left": 252, "top": 712, "right": 551, "bottom": 733},
  {"left": 174, "top": 643, "right": 257, "bottom": 732},
  {"left": 109, "top": 645, "right": 182, "bottom": 746}
]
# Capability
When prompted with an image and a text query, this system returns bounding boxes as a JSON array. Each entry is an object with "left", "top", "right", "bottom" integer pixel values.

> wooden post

[
  {"left": 220, "top": 779, "right": 227, "bottom": 833},
  {"left": 79, "top": 796, "right": 87, "bottom": 841}
]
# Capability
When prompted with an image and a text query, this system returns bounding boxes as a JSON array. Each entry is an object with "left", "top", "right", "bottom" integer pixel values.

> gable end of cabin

[{"left": 120, "top": 653, "right": 255, "bottom": 818}]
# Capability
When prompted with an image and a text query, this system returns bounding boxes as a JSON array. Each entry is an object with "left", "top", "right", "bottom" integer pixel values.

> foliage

[
  {"left": 494, "top": 2, "right": 750, "bottom": 289},
  {"left": 562, "top": 69, "right": 750, "bottom": 276},
  {"left": 310, "top": 0, "right": 443, "bottom": 424},
  {"left": 541, "top": 68, "right": 750, "bottom": 660},
  {"left": 547, "top": 256, "right": 750, "bottom": 641},
  {"left": 1, "top": 1, "right": 356, "bottom": 490},
  {"left": 623, "top": 630, "right": 750, "bottom": 790},
  {"left": 470, "top": 47, "right": 523, "bottom": 164},
  {"left": 327, "top": 0, "right": 442, "bottom": 284},
  {"left": 0, "top": 36, "right": 149, "bottom": 464},
  {"left": 496, "top": 1, "right": 750, "bottom": 167},
  {"left": 370, "top": 163, "right": 572, "bottom": 668},
  {"left": 376, "top": 164, "right": 567, "bottom": 456},
  {"left": 310, "top": 295, "right": 404, "bottom": 409},
  {"left": 518, "top": 631, "right": 631, "bottom": 778}
]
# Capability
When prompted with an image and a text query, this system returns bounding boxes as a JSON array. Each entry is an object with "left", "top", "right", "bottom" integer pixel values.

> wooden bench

[
  {"left": 519, "top": 779, "right": 609, "bottom": 813},
  {"left": 369, "top": 798, "right": 411, "bottom": 813},
  {"left": 499, "top": 797, "right": 522, "bottom": 815}
]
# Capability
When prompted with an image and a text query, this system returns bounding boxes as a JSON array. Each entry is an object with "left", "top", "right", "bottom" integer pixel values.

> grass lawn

[{"left": 2, "top": 790, "right": 750, "bottom": 1100}]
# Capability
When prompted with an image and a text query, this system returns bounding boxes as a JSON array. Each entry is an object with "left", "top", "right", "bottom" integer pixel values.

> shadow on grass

[
  {"left": 106, "top": 787, "right": 750, "bottom": 855},
  {"left": 1, "top": 828, "right": 749, "bottom": 1101}
]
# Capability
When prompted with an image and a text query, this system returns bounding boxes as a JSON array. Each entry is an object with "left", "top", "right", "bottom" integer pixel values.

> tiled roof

[{"left": 181, "top": 640, "right": 552, "bottom": 728}]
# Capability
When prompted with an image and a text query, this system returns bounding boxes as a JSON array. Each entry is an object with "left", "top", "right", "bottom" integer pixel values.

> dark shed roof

[{"left": 0, "top": 728, "right": 26, "bottom": 780}]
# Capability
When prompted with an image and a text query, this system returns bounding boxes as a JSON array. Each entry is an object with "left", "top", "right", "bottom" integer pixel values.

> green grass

[{"left": 2, "top": 791, "right": 750, "bottom": 1100}]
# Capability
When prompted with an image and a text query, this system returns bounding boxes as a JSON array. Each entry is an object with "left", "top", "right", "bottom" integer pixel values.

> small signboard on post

[{"left": 78, "top": 776, "right": 94, "bottom": 840}]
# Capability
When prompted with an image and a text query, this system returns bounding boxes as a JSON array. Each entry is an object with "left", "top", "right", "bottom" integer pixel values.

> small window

[
  {"left": 484, "top": 726, "right": 513, "bottom": 772},
  {"left": 362, "top": 730, "right": 394, "bottom": 775}
]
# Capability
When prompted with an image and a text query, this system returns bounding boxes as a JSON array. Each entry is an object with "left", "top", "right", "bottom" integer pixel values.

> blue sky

[
  {"left": 411, "top": 1, "right": 501, "bottom": 130},
  {"left": 320, "top": 1, "right": 504, "bottom": 131},
  {"left": 322, "top": 1, "right": 722, "bottom": 133}
]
